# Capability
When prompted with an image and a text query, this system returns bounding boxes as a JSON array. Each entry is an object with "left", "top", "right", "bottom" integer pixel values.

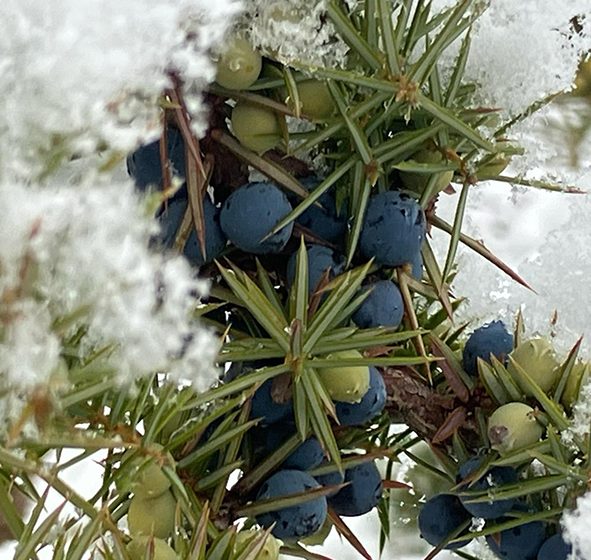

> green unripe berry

[
  {"left": 215, "top": 38, "right": 262, "bottom": 90},
  {"left": 562, "top": 361, "right": 590, "bottom": 410},
  {"left": 234, "top": 530, "right": 282, "bottom": 560},
  {"left": 127, "top": 491, "right": 176, "bottom": 538},
  {"left": 231, "top": 102, "right": 283, "bottom": 154},
  {"left": 126, "top": 537, "right": 178, "bottom": 560},
  {"left": 399, "top": 148, "right": 453, "bottom": 194},
  {"left": 508, "top": 338, "right": 560, "bottom": 396},
  {"left": 282, "top": 80, "right": 335, "bottom": 120},
  {"left": 488, "top": 402, "right": 543, "bottom": 454},
  {"left": 132, "top": 461, "right": 171, "bottom": 499},
  {"left": 118, "top": 444, "right": 174, "bottom": 500},
  {"left": 318, "top": 350, "right": 370, "bottom": 404}
]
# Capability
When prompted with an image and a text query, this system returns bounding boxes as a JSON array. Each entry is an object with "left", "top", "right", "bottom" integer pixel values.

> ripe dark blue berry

[
  {"left": 158, "top": 196, "right": 226, "bottom": 266},
  {"left": 335, "top": 366, "right": 386, "bottom": 426},
  {"left": 328, "top": 460, "right": 382, "bottom": 517},
  {"left": 256, "top": 470, "right": 328, "bottom": 541},
  {"left": 295, "top": 177, "right": 347, "bottom": 244},
  {"left": 313, "top": 468, "right": 344, "bottom": 497},
  {"left": 359, "top": 191, "right": 426, "bottom": 267},
  {"left": 220, "top": 182, "right": 293, "bottom": 254},
  {"left": 486, "top": 520, "right": 546, "bottom": 560},
  {"left": 250, "top": 378, "right": 294, "bottom": 425},
  {"left": 418, "top": 494, "right": 472, "bottom": 550},
  {"left": 127, "top": 128, "right": 186, "bottom": 193},
  {"left": 352, "top": 280, "right": 404, "bottom": 329},
  {"left": 264, "top": 426, "right": 325, "bottom": 470},
  {"left": 410, "top": 249, "right": 423, "bottom": 279},
  {"left": 462, "top": 320, "right": 514, "bottom": 377},
  {"left": 457, "top": 456, "right": 518, "bottom": 519},
  {"left": 286, "top": 244, "right": 345, "bottom": 295},
  {"left": 537, "top": 533, "right": 572, "bottom": 560}
]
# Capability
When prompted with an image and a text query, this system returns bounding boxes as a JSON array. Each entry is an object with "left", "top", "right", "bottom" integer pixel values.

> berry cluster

[
  {"left": 124, "top": 40, "right": 426, "bottom": 543},
  {"left": 415, "top": 320, "right": 584, "bottom": 559},
  {"left": 120, "top": 35, "right": 583, "bottom": 560},
  {"left": 233, "top": 357, "right": 386, "bottom": 541}
]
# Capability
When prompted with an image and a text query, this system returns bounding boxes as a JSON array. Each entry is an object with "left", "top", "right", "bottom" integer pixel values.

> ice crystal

[{"left": 0, "top": 0, "right": 241, "bottom": 179}]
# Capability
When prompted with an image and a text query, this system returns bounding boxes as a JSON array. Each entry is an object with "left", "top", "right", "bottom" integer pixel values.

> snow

[
  {"left": 462, "top": 1, "right": 591, "bottom": 116},
  {"left": 239, "top": 0, "right": 349, "bottom": 67},
  {"left": 0, "top": 0, "right": 241, "bottom": 179},
  {"left": 563, "top": 491, "right": 591, "bottom": 559},
  {"left": 0, "top": 0, "right": 240, "bottom": 431},
  {"left": 0, "top": 178, "right": 220, "bottom": 395}
]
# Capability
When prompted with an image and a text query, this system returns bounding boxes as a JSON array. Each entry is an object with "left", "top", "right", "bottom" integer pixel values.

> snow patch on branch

[
  {"left": 0, "top": 0, "right": 242, "bottom": 179},
  {"left": 440, "top": 1, "right": 591, "bottom": 118},
  {"left": 0, "top": 179, "right": 219, "bottom": 392},
  {"left": 238, "top": 0, "right": 349, "bottom": 68},
  {"left": 563, "top": 491, "right": 591, "bottom": 559}
]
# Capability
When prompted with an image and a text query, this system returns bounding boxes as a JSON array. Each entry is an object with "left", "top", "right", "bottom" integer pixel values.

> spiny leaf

[
  {"left": 292, "top": 92, "right": 391, "bottom": 155},
  {"left": 459, "top": 474, "right": 571, "bottom": 504},
  {"left": 65, "top": 510, "right": 105, "bottom": 560},
  {"left": 409, "top": 0, "right": 475, "bottom": 86},
  {"left": 429, "top": 214, "right": 535, "bottom": 291},
  {"left": 346, "top": 166, "right": 371, "bottom": 267},
  {"left": 374, "top": 123, "right": 446, "bottom": 164},
  {"left": 326, "top": 0, "right": 382, "bottom": 70},
  {"left": 193, "top": 364, "right": 290, "bottom": 407},
  {"left": 441, "top": 181, "right": 470, "bottom": 282},
  {"left": 267, "top": 158, "right": 357, "bottom": 237},
  {"left": 217, "top": 262, "right": 290, "bottom": 351},
  {"left": 507, "top": 356, "right": 570, "bottom": 432},
  {"left": 304, "top": 262, "right": 373, "bottom": 352},
  {"left": 328, "top": 509, "right": 373, "bottom": 560},
  {"left": 428, "top": 333, "right": 473, "bottom": 400},
  {"left": 478, "top": 359, "right": 510, "bottom": 406},
  {"left": 312, "top": 327, "right": 424, "bottom": 355},
  {"left": 417, "top": 93, "right": 495, "bottom": 151},
  {"left": 328, "top": 81, "right": 374, "bottom": 166},
  {"left": 553, "top": 336, "right": 583, "bottom": 404},
  {"left": 445, "top": 29, "right": 472, "bottom": 106},
  {"left": 449, "top": 507, "right": 565, "bottom": 543},
  {"left": 377, "top": 0, "right": 401, "bottom": 75},
  {"left": 256, "top": 259, "right": 288, "bottom": 319},
  {"left": 289, "top": 238, "right": 310, "bottom": 329},
  {"left": 492, "top": 174, "right": 585, "bottom": 194},
  {"left": 301, "top": 370, "right": 341, "bottom": 468},
  {"left": 237, "top": 484, "right": 337, "bottom": 518},
  {"left": 212, "top": 131, "right": 309, "bottom": 199},
  {"left": 420, "top": 240, "right": 454, "bottom": 319},
  {"left": 15, "top": 501, "right": 66, "bottom": 560},
  {"left": 490, "top": 440, "right": 552, "bottom": 467},
  {"left": 177, "top": 419, "right": 258, "bottom": 469}
]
